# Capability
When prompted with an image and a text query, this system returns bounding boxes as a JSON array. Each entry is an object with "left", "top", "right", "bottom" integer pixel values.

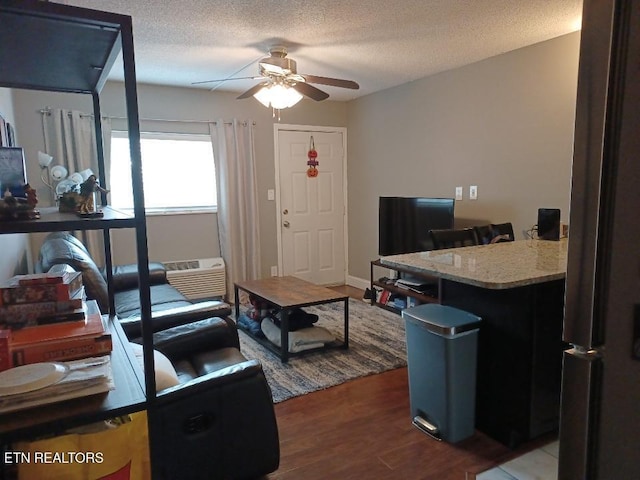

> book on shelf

[
  {"left": 14, "top": 270, "right": 79, "bottom": 286},
  {"left": 0, "top": 271, "right": 83, "bottom": 306},
  {"left": 9, "top": 300, "right": 112, "bottom": 366},
  {"left": 0, "top": 355, "right": 114, "bottom": 414},
  {"left": 379, "top": 290, "right": 391, "bottom": 305},
  {"left": 392, "top": 296, "right": 407, "bottom": 310},
  {"left": 10, "top": 334, "right": 113, "bottom": 366},
  {"left": 9, "top": 299, "right": 104, "bottom": 343},
  {"left": 35, "top": 307, "right": 86, "bottom": 325},
  {"left": 0, "top": 330, "right": 10, "bottom": 372},
  {"left": 0, "top": 287, "right": 85, "bottom": 329}
]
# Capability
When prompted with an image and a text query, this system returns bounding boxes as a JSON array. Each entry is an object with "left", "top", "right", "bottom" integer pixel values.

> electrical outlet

[
  {"left": 270, "top": 265, "right": 278, "bottom": 277},
  {"left": 455, "top": 186, "right": 463, "bottom": 201},
  {"left": 469, "top": 185, "right": 478, "bottom": 200}
]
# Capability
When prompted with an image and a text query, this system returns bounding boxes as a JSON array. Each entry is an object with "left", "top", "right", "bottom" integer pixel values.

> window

[{"left": 109, "top": 132, "right": 217, "bottom": 213}]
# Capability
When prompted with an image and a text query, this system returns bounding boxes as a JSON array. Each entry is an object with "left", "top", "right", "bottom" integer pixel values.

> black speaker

[{"left": 537, "top": 208, "right": 561, "bottom": 240}]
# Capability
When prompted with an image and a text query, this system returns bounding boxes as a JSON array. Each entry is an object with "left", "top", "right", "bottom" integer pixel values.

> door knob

[
  {"left": 283, "top": 221, "right": 290, "bottom": 228},
  {"left": 283, "top": 209, "right": 289, "bottom": 215}
]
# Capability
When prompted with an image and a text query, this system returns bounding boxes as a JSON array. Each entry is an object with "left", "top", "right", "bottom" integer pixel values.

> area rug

[{"left": 237, "top": 298, "right": 407, "bottom": 403}]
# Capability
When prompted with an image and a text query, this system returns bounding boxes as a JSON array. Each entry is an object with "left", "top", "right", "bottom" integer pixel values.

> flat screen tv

[{"left": 379, "top": 197, "right": 455, "bottom": 255}]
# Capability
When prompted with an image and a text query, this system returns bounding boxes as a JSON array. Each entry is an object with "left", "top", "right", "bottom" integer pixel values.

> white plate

[{"left": 0, "top": 362, "right": 68, "bottom": 396}]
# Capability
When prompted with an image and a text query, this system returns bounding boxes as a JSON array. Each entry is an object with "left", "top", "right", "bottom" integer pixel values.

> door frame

[{"left": 274, "top": 123, "right": 348, "bottom": 284}]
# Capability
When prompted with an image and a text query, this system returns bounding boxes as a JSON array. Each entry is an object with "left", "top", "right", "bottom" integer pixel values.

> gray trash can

[{"left": 402, "top": 303, "right": 481, "bottom": 443}]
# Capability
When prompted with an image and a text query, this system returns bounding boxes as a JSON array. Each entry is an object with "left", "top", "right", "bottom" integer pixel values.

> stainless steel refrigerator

[{"left": 559, "top": 0, "right": 640, "bottom": 478}]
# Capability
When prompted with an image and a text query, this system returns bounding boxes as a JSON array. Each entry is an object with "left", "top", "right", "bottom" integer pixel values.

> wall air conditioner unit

[{"left": 162, "top": 258, "right": 226, "bottom": 300}]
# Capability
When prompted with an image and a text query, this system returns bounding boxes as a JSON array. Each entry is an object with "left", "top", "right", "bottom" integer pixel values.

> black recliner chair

[
  {"left": 141, "top": 317, "right": 280, "bottom": 479},
  {"left": 37, "top": 232, "right": 231, "bottom": 339}
]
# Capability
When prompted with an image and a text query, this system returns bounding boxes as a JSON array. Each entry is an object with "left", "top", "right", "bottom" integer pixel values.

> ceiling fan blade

[
  {"left": 291, "top": 81, "right": 329, "bottom": 101},
  {"left": 191, "top": 76, "right": 263, "bottom": 86},
  {"left": 301, "top": 74, "right": 360, "bottom": 90},
  {"left": 237, "top": 83, "right": 267, "bottom": 99}
]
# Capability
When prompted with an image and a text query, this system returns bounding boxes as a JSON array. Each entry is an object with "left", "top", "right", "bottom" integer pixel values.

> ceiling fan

[{"left": 193, "top": 46, "right": 359, "bottom": 107}]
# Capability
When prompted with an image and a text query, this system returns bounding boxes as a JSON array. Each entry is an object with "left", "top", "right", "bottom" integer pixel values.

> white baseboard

[{"left": 347, "top": 275, "right": 370, "bottom": 291}]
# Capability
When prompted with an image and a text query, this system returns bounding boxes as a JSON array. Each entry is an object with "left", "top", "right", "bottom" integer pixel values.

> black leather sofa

[
  {"left": 37, "top": 232, "right": 231, "bottom": 339},
  {"left": 143, "top": 317, "right": 280, "bottom": 479}
]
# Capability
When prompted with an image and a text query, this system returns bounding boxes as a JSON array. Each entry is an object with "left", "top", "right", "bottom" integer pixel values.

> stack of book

[
  {"left": 8, "top": 299, "right": 112, "bottom": 367},
  {"left": 0, "top": 271, "right": 111, "bottom": 370},
  {"left": 0, "top": 269, "right": 85, "bottom": 329}
]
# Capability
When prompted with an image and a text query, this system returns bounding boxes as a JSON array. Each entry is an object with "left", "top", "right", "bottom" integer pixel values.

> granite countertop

[{"left": 380, "top": 238, "right": 568, "bottom": 289}]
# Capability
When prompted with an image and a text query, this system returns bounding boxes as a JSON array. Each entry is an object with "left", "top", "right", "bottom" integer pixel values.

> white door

[{"left": 275, "top": 126, "right": 347, "bottom": 285}]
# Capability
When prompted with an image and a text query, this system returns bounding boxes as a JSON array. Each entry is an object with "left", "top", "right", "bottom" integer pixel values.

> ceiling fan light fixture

[
  {"left": 197, "top": 45, "right": 358, "bottom": 106},
  {"left": 253, "top": 86, "right": 273, "bottom": 108},
  {"left": 253, "top": 83, "right": 303, "bottom": 109}
]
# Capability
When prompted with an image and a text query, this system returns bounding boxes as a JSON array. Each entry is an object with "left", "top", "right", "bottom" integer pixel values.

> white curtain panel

[
  {"left": 42, "top": 108, "right": 112, "bottom": 264},
  {"left": 209, "top": 119, "right": 261, "bottom": 302},
  {"left": 43, "top": 109, "right": 97, "bottom": 177}
]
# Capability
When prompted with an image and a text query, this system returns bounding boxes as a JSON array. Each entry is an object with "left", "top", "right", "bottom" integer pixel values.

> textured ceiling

[{"left": 60, "top": 0, "right": 583, "bottom": 101}]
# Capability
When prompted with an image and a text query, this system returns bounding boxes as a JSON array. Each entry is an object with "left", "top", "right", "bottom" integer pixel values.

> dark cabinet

[{"left": 440, "top": 278, "right": 566, "bottom": 447}]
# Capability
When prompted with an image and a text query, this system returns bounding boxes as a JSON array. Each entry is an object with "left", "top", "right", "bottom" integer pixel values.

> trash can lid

[{"left": 402, "top": 304, "right": 481, "bottom": 336}]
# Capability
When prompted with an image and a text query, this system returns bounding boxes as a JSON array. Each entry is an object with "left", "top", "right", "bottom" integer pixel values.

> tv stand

[{"left": 370, "top": 259, "right": 440, "bottom": 314}]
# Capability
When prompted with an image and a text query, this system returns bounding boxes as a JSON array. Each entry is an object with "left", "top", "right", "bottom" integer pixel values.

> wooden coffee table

[{"left": 234, "top": 276, "right": 349, "bottom": 362}]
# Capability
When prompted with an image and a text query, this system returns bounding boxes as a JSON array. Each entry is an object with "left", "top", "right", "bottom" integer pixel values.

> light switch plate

[
  {"left": 470, "top": 185, "right": 478, "bottom": 200},
  {"left": 267, "top": 189, "right": 275, "bottom": 201},
  {"left": 455, "top": 187, "right": 463, "bottom": 201}
]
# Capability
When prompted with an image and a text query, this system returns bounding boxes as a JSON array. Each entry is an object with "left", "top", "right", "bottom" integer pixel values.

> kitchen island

[{"left": 381, "top": 239, "right": 568, "bottom": 447}]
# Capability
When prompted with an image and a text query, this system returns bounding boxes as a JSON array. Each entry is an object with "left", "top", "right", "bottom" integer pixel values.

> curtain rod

[
  {"left": 38, "top": 108, "right": 255, "bottom": 126},
  {"left": 39, "top": 108, "right": 93, "bottom": 119}
]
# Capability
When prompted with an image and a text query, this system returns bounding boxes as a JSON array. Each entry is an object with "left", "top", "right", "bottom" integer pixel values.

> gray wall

[
  {"left": 346, "top": 32, "right": 580, "bottom": 281},
  {"left": 11, "top": 83, "right": 346, "bottom": 274},
  {"left": 9, "top": 32, "right": 580, "bottom": 285},
  {"left": 0, "top": 88, "right": 31, "bottom": 281}
]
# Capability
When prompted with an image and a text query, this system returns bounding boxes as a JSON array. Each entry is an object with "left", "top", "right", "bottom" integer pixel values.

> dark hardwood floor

[{"left": 265, "top": 285, "right": 555, "bottom": 479}]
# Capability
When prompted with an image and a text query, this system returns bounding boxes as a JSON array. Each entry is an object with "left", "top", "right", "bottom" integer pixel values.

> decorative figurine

[
  {"left": 77, "top": 175, "right": 109, "bottom": 216},
  {"left": 0, "top": 183, "right": 40, "bottom": 220},
  {"left": 23, "top": 183, "right": 38, "bottom": 208}
]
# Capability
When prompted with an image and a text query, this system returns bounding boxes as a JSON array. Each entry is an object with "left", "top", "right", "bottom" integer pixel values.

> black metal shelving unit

[{"left": 0, "top": 0, "right": 158, "bottom": 474}]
